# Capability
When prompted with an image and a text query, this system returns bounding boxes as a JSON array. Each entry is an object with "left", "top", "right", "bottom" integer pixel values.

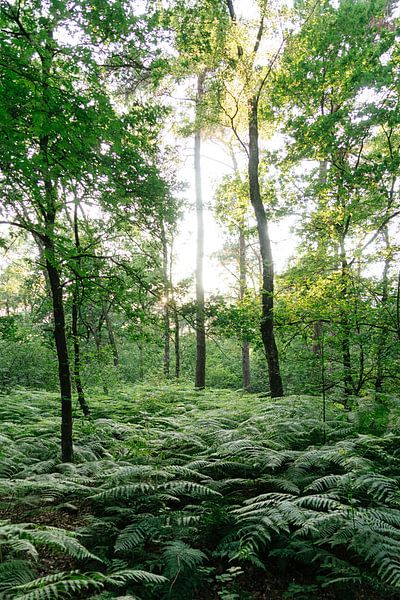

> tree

[
  {"left": 0, "top": 0, "right": 168, "bottom": 460},
  {"left": 163, "top": 0, "right": 231, "bottom": 388},
  {"left": 274, "top": 0, "right": 400, "bottom": 399},
  {"left": 215, "top": 147, "right": 253, "bottom": 391},
  {"left": 215, "top": 0, "right": 286, "bottom": 396}
]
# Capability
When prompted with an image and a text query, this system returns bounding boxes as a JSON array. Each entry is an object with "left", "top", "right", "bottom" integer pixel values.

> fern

[
  {"left": 3, "top": 387, "right": 400, "bottom": 598},
  {"left": 0, "top": 561, "right": 35, "bottom": 591},
  {"left": 3, "top": 571, "right": 103, "bottom": 600}
]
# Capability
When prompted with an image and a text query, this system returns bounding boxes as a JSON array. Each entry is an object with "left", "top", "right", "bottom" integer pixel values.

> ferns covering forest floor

[{"left": 1, "top": 385, "right": 400, "bottom": 599}]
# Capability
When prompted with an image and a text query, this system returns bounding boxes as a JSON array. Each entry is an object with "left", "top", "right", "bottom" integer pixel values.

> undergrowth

[{"left": 0, "top": 384, "right": 399, "bottom": 599}]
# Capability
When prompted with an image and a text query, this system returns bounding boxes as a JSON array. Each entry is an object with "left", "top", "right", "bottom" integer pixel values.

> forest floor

[{"left": 0, "top": 384, "right": 399, "bottom": 599}]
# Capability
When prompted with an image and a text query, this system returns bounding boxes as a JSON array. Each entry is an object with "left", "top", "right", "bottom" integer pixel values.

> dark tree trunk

[
  {"left": 161, "top": 224, "right": 170, "bottom": 377},
  {"left": 174, "top": 301, "right": 180, "bottom": 379},
  {"left": 239, "top": 226, "right": 251, "bottom": 391},
  {"left": 72, "top": 203, "right": 90, "bottom": 417},
  {"left": 91, "top": 321, "right": 108, "bottom": 394},
  {"left": 248, "top": 97, "right": 283, "bottom": 397},
  {"left": 312, "top": 161, "right": 328, "bottom": 354},
  {"left": 44, "top": 239, "right": 73, "bottom": 462},
  {"left": 38, "top": 40, "right": 73, "bottom": 460},
  {"left": 138, "top": 342, "right": 144, "bottom": 381},
  {"left": 341, "top": 327, "right": 353, "bottom": 399},
  {"left": 339, "top": 238, "right": 354, "bottom": 401},
  {"left": 397, "top": 271, "right": 400, "bottom": 341},
  {"left": 312, "top": 320, "right": 323, "bottom": 355},
  {"left": 195, "top": 72, "right": 206, "bottom": 389},
  {"left": 375, "top": 226, "right": 391, "bottom": 393},
  {"left": 72, "top": 290, "right": 90, "bottom": 417},
  {"left": 39, "top": 125, "right": 73, "bottom": 459},
  {"left": 231, "top": 147, "right": 251, "bottom": 391},
  {"left": 163, "top": 303, "right": 171, "bottom": 378}
]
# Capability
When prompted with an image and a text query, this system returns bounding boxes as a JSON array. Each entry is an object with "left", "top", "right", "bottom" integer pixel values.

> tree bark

[
  {"left": 173, "top": 301, "right": 181, "bottom": 378},
  {"left": 161, "top": 224, "right": 170, "bottom": 377},
  {"left": 339, "top": 237, "right": 354, "bottom": 401},
  {"left": 248, "top": 97, "right": 283, "bottom": 397},
  {"left": 44, "top": 238, "right": 74, "bottom": 462},
  {"left": 312, "top": 161, "right": 328, "bottom": 355},
  {"left": 72, "top": 290, "right": 90, "bottom": 416},
  {"left": 38, "top": 37, "right": 74, "bottom": 461},
  {"left": 231, "top": 147, "right": 251, "bottom": 391},
  {"left": 88, "top": 310, "right": 108, "bottom": 394},
  {"left": 72, "top": 203, "right": 90, "bottom": 417},
  {"left": 195, "top": 72, "right": 206, "bottom": 389},
  {"left": 375, "top": 226, "right": 391, "bottom": 393},
  {"left": 138, "top": 342, "right": 144, "bottom": 381},
  {"left": 239, "top": 226, "right": 251, "bottom": 391}
]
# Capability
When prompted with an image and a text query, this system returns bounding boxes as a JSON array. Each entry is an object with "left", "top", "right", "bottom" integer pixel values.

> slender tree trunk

[
  {"left": 239, "top": 226, "right": 251, "bottom": 391},
  {"left": 375, "top": 226, "right": 391, "bottom": 393},
  {"left": 397, "top": 271, "right": 400, "bottom": 341},
  {"left": 72, "top": 203, "right": 90, "bottom": 417},
  {"left": 168, "top": 236, "right": 180, "bottom": 379},
  {"left": 92, "top": 324, "right": 108, "bottom": 394},
  {"left": 174, "top": 301, "right": 180, "bottom": 379},
  {"left": 312, "top": 161, "right": 328, "bottom": 355},
  {"left": 339, "top": 237, "right": 354, "bottom": 401},
  {"left": 352, "top": 259, "right": 365, "bottom": 395},
  {"left": 72, "top": 289, "right": 90, "bottom": 416},
  {"left": 248, "top": 97, "right": 283, "bottom": 397},
  {"left": 37, "top": 41, "right": 73, "bottom": 461},
  {"left": 312, "top": 320, "right": 323, "bottom": 354},
  {"left": 195, "top": 72, "right": 206, "bottom": 389},
  {"left": 138, "top": 342, "right": 144, "bottom": 381},
  {"left": 44, "top": 239, "right": 73, "bottom": 462},
  {"left": 105, "top": 311, "right": 119, "bottom": 368},
  {"left": 161, "top": 224, "right": 170, "bottom": 377},
  {"left": 231, "top": 147, "right": 251, "bottom": 391}
]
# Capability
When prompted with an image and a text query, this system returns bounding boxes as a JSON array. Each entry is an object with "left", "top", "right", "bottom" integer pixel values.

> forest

[{"left": 0, "top": 0, "right": 400, "bottom": 598}]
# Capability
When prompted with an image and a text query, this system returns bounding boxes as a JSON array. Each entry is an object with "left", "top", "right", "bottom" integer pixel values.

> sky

[
  {"left": 172, "top": 136, "right": 298, "bottom": 295},
  {"left": 1, "top": 0, "right": 398, "bottom": 293},
  {"left": 169, "top": 0, "right": 297, "bottom": 296}
]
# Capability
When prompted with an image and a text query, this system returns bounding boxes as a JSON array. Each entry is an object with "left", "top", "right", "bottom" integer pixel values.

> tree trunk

[
  {"left": 44, "top": 239, "right": 74, "bottom": 462},
  {"left": 72, "top": 203, "right": 90, "bottom": 417},
  {"left": 312, "top": 161, "right": 328, "bottom": 354},
  {"left": 339, "top": 237, "right": 354, "bottom": 401},
  {"left": 72, "top": 289, "right": 90, "bottom": 417},
  {"left": 248, "top": 97, "right": 283, "bottom": 397},
  {"left": 239, "top": 226, "right": 251, "bottom": 391},
  {"left": 195, "top": 72, "right": 206, "bottom": 389},
  {"left": 174, "top": 302, "right": 181, "bottom": 379},
  {"left": 38, "top": 40, "right": 73, "bottom": 461},
  {"left": 375, "top": 226, "right": 391, "bottom": 393},
  {"left": 93, "top": 332, "right": 108, "bottom": 394},
  {"left": 161, "top": 224, "right": 170, "bottom": 377},
  {"left": 232, "top": 146, "right": 251, "bottom": 392},
  {"left": 138, "top": 342, "right": 144, "bottom": 381},
  {"left": 397, "top": 271, "right": 400, "bottom": 341}
]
